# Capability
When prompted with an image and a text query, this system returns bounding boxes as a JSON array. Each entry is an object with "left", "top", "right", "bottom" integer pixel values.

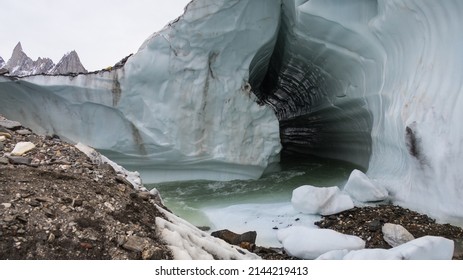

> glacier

[{"left": 1, "top": 0, "right": 463, "bottom": 226}]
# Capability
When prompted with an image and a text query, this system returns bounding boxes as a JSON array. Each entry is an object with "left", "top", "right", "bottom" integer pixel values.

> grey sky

[{"left": 0, "top": 0, "right": 190, "bottom": 71}]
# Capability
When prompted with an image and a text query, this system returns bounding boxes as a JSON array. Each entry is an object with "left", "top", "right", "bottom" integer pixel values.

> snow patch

[
  {"left": 203, "top": 202, "right": 321, "bottom": 248},
  {"left": 155, "top": 206, "right": 260, "bottom": 260}
]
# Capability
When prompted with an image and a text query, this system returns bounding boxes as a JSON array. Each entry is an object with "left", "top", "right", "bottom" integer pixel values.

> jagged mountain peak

[
  {"left": 2, "top": 42, "right": 87, "bottom": 76},
  {"left": 13, "top": 41, "right": 23, "bottom": 52},
  {"left": 51, "top": 50, "right": 87, "bottom": 75},
  {"left": 0, "top": 56, "right": 5, "bottom": 69}
]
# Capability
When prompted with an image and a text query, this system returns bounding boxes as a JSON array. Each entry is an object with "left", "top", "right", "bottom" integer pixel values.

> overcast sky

[{"left": 0, "top": 0, "right": 190, "bottom": 71}]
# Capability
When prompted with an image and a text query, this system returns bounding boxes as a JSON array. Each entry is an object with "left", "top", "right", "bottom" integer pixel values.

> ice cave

[{"left": 1, "top": 0, "right": 463, "bottom": 232}]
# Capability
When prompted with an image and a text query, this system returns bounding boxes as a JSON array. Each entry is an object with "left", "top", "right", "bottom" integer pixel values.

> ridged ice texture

[
  {"left": 0, "top": 0, "right": 282, "bottom": 183},
  {"left": 273, "top": 0, "right": 463, "bottom": 224}
]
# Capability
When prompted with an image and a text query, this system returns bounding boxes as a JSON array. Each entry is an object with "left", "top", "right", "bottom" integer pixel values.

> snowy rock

[
  {"left": 155, "top": 206, "right": 260, "bottom": 260},
  {"left": 291, "top": 185, "right": 354, "bottom": 215},
  {"left": 277, "top": 226, "right": 365, "bottom": 259},
  {"left": 11, "top": 141, "right": 36, "bottom": 156},
  {"left": 382, "top": 223, "right": 415, "bottom": 247},
  {"left": 343, "top": 169, "right": 388, "bottom": 202}
]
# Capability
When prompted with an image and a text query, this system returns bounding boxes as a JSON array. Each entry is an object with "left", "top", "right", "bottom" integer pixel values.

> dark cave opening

[{"left": 248, "top": 7, "right": 373, "bottom": 171}]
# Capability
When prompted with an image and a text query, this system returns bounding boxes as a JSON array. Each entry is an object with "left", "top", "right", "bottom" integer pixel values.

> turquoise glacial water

[{"left": 147, "top": 155, "right": 361, "bottom": 228}]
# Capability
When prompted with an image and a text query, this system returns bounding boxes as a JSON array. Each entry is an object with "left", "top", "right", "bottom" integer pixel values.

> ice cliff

[{"left": 1, "top": 0, "right": 463, "bottom": 225}]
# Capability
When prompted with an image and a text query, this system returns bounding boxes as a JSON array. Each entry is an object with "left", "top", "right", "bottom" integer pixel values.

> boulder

[
  {"left": 0, "top": 119, "right": 22, "bottom": 130},
  {"left": 382, "top": 223, "right": 415, "bottom": 247},
  {"left": 211, "top": 229, "right": 257, "bottom": 245}
]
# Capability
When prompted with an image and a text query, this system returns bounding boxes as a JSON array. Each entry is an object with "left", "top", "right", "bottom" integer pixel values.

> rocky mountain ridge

[{"left": 1, "top": 42, "right": 87, "bottom": 77}]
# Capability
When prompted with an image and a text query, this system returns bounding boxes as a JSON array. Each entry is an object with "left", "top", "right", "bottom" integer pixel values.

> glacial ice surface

[{"left": 0, "top": 0, "right": 282, "bottom": 183}]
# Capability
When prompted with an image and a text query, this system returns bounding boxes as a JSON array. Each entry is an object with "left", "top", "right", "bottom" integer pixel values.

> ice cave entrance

[
  {"left": 248, "top": 3, "right": 373, "bottom": 171},
  {"left": 152, "top": 4, "right": 375, "bottom": 240}
]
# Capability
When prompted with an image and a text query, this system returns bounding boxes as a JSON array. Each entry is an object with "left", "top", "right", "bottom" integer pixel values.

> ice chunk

[
  {"left": 390, "top": 236, "right": 454, "bottom": 260},
  {"left": 343, "top": 248, "right": 401, "bottom": 260},
  {"left": 328, "top": 236, "right": 454, "bottom": 260},
  {"left": 343, "top": 169, "right": 388, "bottom": 202},
  {"left": 277, "top": 226, "right": 365, "bottom": 259},
  {"left": 315, "top": 249, "right": 349, "bottom": 260},
  {"left": 291, "top": 185, "right": 354, "bottom": 215}
]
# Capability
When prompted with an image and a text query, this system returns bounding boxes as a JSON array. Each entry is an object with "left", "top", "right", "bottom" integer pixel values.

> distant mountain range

[{"left": 0, "top": 42, "right": 87, "bottom": 76}]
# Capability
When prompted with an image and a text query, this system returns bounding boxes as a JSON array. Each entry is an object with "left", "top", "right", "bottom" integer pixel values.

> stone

[
  {"left": 116, "top": 176, "right": 132, "bottom": 187},
  {"left": 104, "top": 202, "right": 115, "bottom": 212},
  {"left": 7, "top": 156, "right": 33, "bottom": 166},
  {"left": 47, "top": 233, "right": 56, "bottom": 243},
  {"left": 0, "top": 135, "right": 6, "bottom": 142},
  {"left": 211, "top": 229, "right": 257, "bottom": 245},
  {"left": 35, "top": 197, "right": 54, "bottom": 203},
  {"left": 43, "top": 208, "right": 55, "bottom": 218},
  {"left": 382, "top": 223, "right": 415, "bottom": 247},
  {"left": 16, "top": 129, "right": 32, "bottom": 135},
  {"left": 0, "top": 132, "right": 11, "bottom": 139},
  {"left": 142, "top": 246, "right": 164, "bottom": 260},
  {"left": 80, "top": 242, "right": 93, "bottom": 250},
  {"left": 368, "top": 219, "right": 382, "bottom": 232},
  {"left": 1, "top": 203, "right": 12, "bottom": 208},
  {"left": 0, "top": 142, "right": 4, "bottom": 151},
  {"left": 11, "top": 142, "right": 36, "bottom": 156},
  {"left": 0, "top": 119, "right": 22, "bottom": 130},
  {"left": 123, "top": 236, "right": 148, "bottom": 253},
  {"left": 29, "top": 200, "right": 41, "bottom": 207},
  {"left": 137, "top": 192, "right": 151, "bottom": 201},
  {"left": 0, "top": 157, "right": 8, "bottom": 165}
]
